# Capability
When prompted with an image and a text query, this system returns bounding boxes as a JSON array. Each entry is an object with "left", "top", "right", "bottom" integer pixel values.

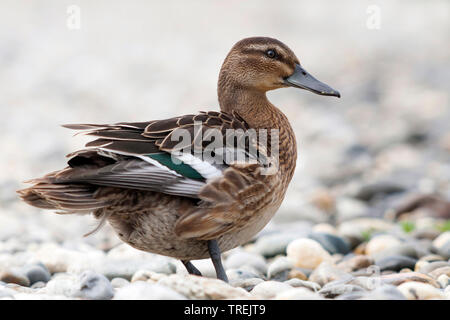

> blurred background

[{"left": 0, "top": 0, "right": 449, "bottom": 261}]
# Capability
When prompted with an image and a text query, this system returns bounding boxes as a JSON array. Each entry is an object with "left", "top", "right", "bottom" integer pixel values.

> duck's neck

[{"left": 218, "top": 80, "right": 298, "bottom": 184}]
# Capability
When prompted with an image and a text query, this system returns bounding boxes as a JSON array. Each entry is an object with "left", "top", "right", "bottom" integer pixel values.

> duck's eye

[{"left": 266, "top": 49, "right": 276, "bottom": 59}]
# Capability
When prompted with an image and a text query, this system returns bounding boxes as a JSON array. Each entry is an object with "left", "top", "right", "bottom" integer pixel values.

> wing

[{"left": 60, "top": 111, "right": 265, "bottom": 199}]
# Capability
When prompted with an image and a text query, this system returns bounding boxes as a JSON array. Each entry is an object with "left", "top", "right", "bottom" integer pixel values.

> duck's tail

[{"left": 17, "top": 171, "right": 109, "bottom": 214}]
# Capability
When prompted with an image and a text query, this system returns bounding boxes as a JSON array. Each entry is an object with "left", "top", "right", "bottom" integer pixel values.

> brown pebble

[
  {"left": 0, "top": 270, "right": 30, "bottom": 287},
  {"left": 288, "top": 269, "right": 307, "bottom": 281},
  {"left": 353, "top": 242, "right": 367, "bottom": 255},
  {"left": 336, "top": 255, "right": 374, "bottom": 272}
]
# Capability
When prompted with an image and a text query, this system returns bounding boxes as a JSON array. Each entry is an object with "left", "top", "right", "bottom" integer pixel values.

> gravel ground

[{"left": 0, "top": 1, "right": 449, "bottom": 300}]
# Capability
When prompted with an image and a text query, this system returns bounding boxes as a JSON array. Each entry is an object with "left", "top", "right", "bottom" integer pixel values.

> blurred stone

[
  {"left": 275, "top": 287, "right": 324, "bottom": 300},
  {"left": 286, "top": 238, "right": 332, "bottom": 269},
  {"left": 114, "top": 281, "right": 186, "bottom": 300},
  {"left": 336, "top": 198, "right": 369, "bottom": 223},
  {"left": 397, "top": 281, "right": 444, "bottom": 300},
  {"left": 354, "top": 181, "right": 406, "bottom": 202},
  {"left": 267, "top": 256, "right": 294, "bottom": 281},
  {"left": 365, "top": 234, "right": 402, "bottom": 256},
  {"left": 157, "top": 274, "right": 250, "bottom": 299},
  {"left": 380, "top": 272, "right": 439, "bottom": 288},
  {"left": 309, "top": 262, "right": 352, "bottom": 286},
  {"left": 22, "top": 263, "right": 51, "bottom": 285},
  {"left": 375, "top": 255, "right": 417, "bottom": 272},
  {"left": 250, "top": 281, "right": 292, "bottom": 299},
  {"left": 110, "top": 277, "right": 129, "bottom": 289},
  {"left": 417, "top": 261, "right": 449, "bottom": 274},
  {"left": 428, "top": 266, "right": 450, "bottom": 280},
  {"left": 0, "top": 269, "right": 29, "bottom": 287},
  {"left": 288, "top": 268, "right": 308, "bottom": 281},
  {"left": 77, "top": 270, "right": 114, "bottom": 300},
  {"left": 284, "top": 278, "right": 321, "bottom": 292},
  {"left": 308, "top": 232, "right": 351, "bottom": 255},
  {"left": 336, "top": 255, "right": 374, "bottom": 272},
  {"left": 225, "top": 250, "right": 267, "bottom": 275}
]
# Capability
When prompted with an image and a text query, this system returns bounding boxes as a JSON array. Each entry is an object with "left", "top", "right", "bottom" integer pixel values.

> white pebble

[{"left": 286, "top": 238, "right": 332, "bottom": 269}]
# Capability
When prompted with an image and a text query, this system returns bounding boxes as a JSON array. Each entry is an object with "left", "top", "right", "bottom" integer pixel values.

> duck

[{"left": 18, "top": 37, "right": 340, "bottom": 282}]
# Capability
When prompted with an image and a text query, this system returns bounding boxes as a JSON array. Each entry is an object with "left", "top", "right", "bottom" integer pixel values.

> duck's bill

[{"left": 284, "top": 64, "right": 340, "bottom": 98}]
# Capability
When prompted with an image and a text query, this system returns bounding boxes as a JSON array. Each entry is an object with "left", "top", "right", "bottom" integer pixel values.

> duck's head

[{"left": 218, "top": 37, "right": 340, "bottom": 101}]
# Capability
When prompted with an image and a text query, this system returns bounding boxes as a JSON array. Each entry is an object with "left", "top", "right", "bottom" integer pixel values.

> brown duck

[{"left": 18, "top": 37, "right": 340, "bottom": 282}]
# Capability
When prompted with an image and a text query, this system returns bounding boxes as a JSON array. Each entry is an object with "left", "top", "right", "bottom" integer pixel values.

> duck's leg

[
  {"left": 182, "top": 260, "right": 202, "bottom": 276},
  {"left": 207, "top": 239, "right": 228, "bottom": 282}
]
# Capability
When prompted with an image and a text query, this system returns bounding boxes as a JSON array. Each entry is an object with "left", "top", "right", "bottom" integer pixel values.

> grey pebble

[
  {"left": 267, "top": 256, "right": 293, "bottom": 281},
  {"left": 22, "top": 263, "right": 51, "bottom": 285},
  {"left": 225, "top": 251, "right": 267, "bottom": 275},
  {"left": 435, "top": 241, "right": 450, "bottom": 259},
  {"left": 252, "top": 233, "right": 300, "bottom": 258},
  {"left": 375, "top": 255, "right": 417, "bottom": 272},
  {"left": 319, "top": 283, "right": 365, "bottom": 298},
  {"left": 418, "top": 261, "right": 449, "bottom": 274},
  {"left": 77, "top": 271, "right": 114, "bottom": 300},
  {"left": 308, "top": 232, "right": 351, "bottom": 255},
  {"left": 284, "top": 278, "right": 321, "bottom": 292},
  {"left": 373, "top": 243, "right": 418, "bottom": 261}
]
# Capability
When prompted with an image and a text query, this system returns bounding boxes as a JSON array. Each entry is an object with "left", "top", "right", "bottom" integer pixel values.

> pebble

[
  {"left": 157, "top": 274, "right": 251, "bottom": 299},
  {"left": 267, "top": 256, "right": 294, "bottom": 281},
  {"left": 44, "top": 273, "right": 80, "bottom": 297},
  {"left": 286, "top": 238, "right": 332, "bottom": 269},
  {"left": 226, "top": 268, "right": 262, "bottom": 282},
  {"left": 352, "top": 285, "right": 406, "bottom": 300},
  {"left": 284, "top": 278, "right": 321, "bottom": 292},
  {"left": 336, "top": 254, "right": 374, "bottom": 272},
  {"left": 335, "top": 198, "right": 369, "bottom": 223},
  {"left": 225, "top": 251, "right": 267, "bottom": 275},
  {"left": 110, "top": 277, "right": 130, "bottom": 289},
  {"left": 338, "top": 218, "right": 394, "bottom": 246},
  {"left": 380, "top": 272, "right": 439, "bottom": 288},
  {"left": 372, "top": 243, "right": 418, "bottom": 261},
  {"left": 252, "top": 232, "right": 300, "bottom": 258},
  {"left": 114, "top": 281, "right": 186, "bottom": 300},
  {"left": 288, "top": 268, "right": 308, "bottom": 281},
  {"left": 131, "top": 270, "right": 167, "bottom": 283},
  {"left": 397, "top": 281, "right": 445, "bottom": 300},
  {"left": 417, "top": 261, "right": 449, "bottom": 274},
  {"left": 229, "top": 278, "right": 264, "bottom": 292},
  {"left": 308, "top": 262, "right": 352, "bottom": 286},
  {"left": 77, "top": 270, "right": 114, "bottom": 300},
  {"left": 365, "top": 235, "right": 402, "bottom": 256},
  {"left": 432, "top": 231, "right": 450, "bottom": 251},
  {"left": 0, "top": 269, "right": 30, "bottom": 287},
  {"left": 428, "top": 266, "right": 450, "bottom": 279},
  {"left": 250, "top": 281, "right": 292, "bottom": 299},
  {"left": 437, "top": 274, "right": 449, "bottom": 288},
  {"left": 375, "top": 255, "right": 417, "bottom": 272},
  {"left": 319, "top": 283, "right": 365, "bottom": 298},
  {"left": 308, "top": 232, "right": 351, "bottom": 255},
  {"left": 274, "top": 287, "right": 324, "bottom": 300},
  {"left": 22, "top": 263, "right": 51, "bottom": 285}
]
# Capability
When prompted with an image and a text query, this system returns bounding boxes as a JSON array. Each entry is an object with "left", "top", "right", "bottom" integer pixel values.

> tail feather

[{"left": 17, "top": 182, "right": 109, "bottom": 214}]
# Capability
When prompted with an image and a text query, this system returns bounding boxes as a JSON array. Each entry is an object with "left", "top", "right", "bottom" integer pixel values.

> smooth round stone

[
  {"left": 131, "top": 270, "right": 167, "bottom": 283},
  {"left": 375, "top": 255, "right": 417, "bottom": 272},
  {"left": 275, "top": 287, "right": 323, "bottom": 300},
  {"left": 44, "top": 273, "right": 80, "bottom": 297},
  {"left": 435, "top": 241, "right": 450, "bottom": 259},
  {"left": 418, "top": 254, "right": 446, "bottom": 263},
  {"left": 372, "top": 243, "right": 418, "bottom": 261},
  {"left": 286, "top": 238, "right": 332, "bottom": 269},
  {"left": 437, "top": 274, "right": 449, "bottom": 288},
  {"left": 77, "top": 270, "right": 114, "bottom": 300},
  {"left": 312, "top": 223, "right": 337, "bottom": 235},
  {"left": 308, "top": 232, "right": 351, "bottom": 255},
  {"left": 432, "top": 231, "right": 450, "bottom": 250},
  {"left": 336, "top": 255, "right": 374, "bottom": 272},
  {"left": 284, "top": 278, "right": 321, "bottom": 292},
  {"left": 397, "top": 281, "right": 445, "bottom": 300},
  {"left": 429, "top": 266, "right": 450, "bottom": 279},
  {"left": 380, "top": 272, "right": 439, "bottom": 288},
  {"left": 319, "top": 283, "right": 365, "bottom": 298},
  {"left": 22, "top": 264, "right": 51, "bottom": 285},
  {"left": 417, "top": 261, "right": 449, "bottom": 274},
  {"left": 110, "top": 277, "right": 130, "bottom": 289},
  {"left": 229, "top": 278, "right": 264, "bottom": 292},
  {"left": 252, "top": 232, "right": 300, "bottom": 258},
  {"left": 267, "top": 256, "right": 294, "bottom": 281},
  {"left": 114, "top": 281, "right": 186, "bottom": 300},
  {"left": 31, "top": 281, "right": 46, "bottom": 289},
  {"left": 158, "top": 274, "right": 250, "bottom": 299},
  {"left": 226, "top": 268, "right": 262, "bottom": 283},
  {"left": 308, "top": 262, "right": 352, "bottom": 286},
  {"left": 365, "top": 235, "right": 402, "bottom": 256},
  {"left": 225, "top": 251, "right": 267, "bottom": 275},
  {"left": 0, "top": 269, "right": 30, "bottom": 287},
  {"left": 357, "top": 285, "right": 406, "bottom": 300},
  {"left": 288, "top": 268, "right": 308, "bottom": 281},
  {"left": 251, "top": 281, "right": 292, "bottom": 299},
  {"left": 335, "top": 197, "right": 369, "bottom": 222}
]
